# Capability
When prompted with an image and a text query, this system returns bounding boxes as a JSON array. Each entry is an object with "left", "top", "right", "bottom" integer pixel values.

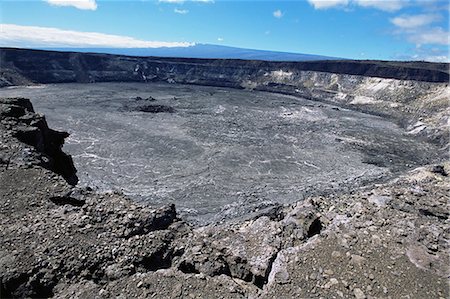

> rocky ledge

[
  {"left": 0, "top": 98, "right": 77, "bottom": 185},
  {"left": 0, "top": 98, "right": 449, "bottom": 298}
]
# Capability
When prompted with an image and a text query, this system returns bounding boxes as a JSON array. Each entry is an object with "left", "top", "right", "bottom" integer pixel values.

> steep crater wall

[{"left": 1, "top": 48, "right": 449, "bottom": 84}]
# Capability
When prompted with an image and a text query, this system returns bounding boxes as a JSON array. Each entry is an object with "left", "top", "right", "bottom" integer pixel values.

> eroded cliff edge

[
  {"left": 0, "top": 98, "right": 449, "bottom": 298},
  {"left": 1, "top": 48, "right": 449, "bottom": 85},
  {"left": 0, "top": 98, "right": 77, "bottom": 185}
]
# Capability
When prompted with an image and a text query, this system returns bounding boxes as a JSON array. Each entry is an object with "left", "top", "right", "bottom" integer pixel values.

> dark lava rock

[
  {"left": 49, "top": 195, "right": 85, "bottom": 207},
  {"left": 429, "top": 164, "right": 447, "bottom": 176},
  {"left": 123, "top": 100, "right": 175, "bottom": 114},
  {"left": 136, "top": 105, "right": 175, "bottom": 113},
  {"left": 135, "top": 96, "right": 156, "bottom": 102},
  {"left": 0, "top": 97, "right": 78, "bottom": 185}
]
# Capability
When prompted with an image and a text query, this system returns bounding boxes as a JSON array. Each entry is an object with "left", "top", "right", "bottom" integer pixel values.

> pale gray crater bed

[{"left": 0, "top": 83, "right": 439, "bottom": 224}]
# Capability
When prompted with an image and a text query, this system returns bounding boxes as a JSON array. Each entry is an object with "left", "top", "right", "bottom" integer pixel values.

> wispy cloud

[
  {"left": 307, "top": 0, "right": 406, "bottom": 11},
  {"left": 273, "top": 9, "right": 283, "bottom": 18},
  {"left": 390, "top": 13, "right": 449, "bottom": 46},
  {"left": 406, "top": 27, "right": 450, "bottom": 45},
  {"left": 307, "top": 0, "right": 448, "bottom": 60},
  {"left": 395, "top": 45, "right": 449, "bottom": 62},
  {"left": 307, "top": 0, "right": 349, "bottom": 10},
  {"left": 174, "top": 8, "right": 189, "bottom": 14},
  {"left": 0, "top": 24, "right": 194, "bottom": 48},
  {"left": 158, "top": 0, "right": 184, "bottom": 3},
  {"left": 159, "top": 0, "right": 214, "bottom": 3},
  {"left": 353, "top": 0, "right": 405, "bottom": 12},
  {"left": 44, "top": 0, "right": 97, "bottom": 10},
  {"left": 391, "top": 14, "right": 439, "bottom": 29}
]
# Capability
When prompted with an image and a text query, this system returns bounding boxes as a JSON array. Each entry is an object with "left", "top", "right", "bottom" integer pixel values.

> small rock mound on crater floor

[
  {"left": 136, "top": 105, "right": 175, "bottom": 113},
  {"left": 123, "top": 97, "right": 175, "bottom": 113}
]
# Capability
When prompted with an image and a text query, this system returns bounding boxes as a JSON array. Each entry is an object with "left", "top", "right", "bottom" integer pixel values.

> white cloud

[
  {"left": 396, "top": 46, "right": 449, "bottom": 62},
  {"left": 0, "top": 24, "right": 194, "bottom": 48},
  {"left": 407, "top": 27, "right": 450, "bottom": 45},
  {"left": 390, "top": 13, "right": 448, "bottom": 46},
  {"left": 159, "top": 0, "right": 214, "bottom": 3},
  {"left": 391, "top": 14, "right": 439, "bottom": 29},
  {"left": 412, "top": 54, "right": 449, "bottom": 62},
  {"left": 307, "top": 0, "right": 349, "bottom": 9},
  {"left": 174, "top": 8, "right": 189, "bottom": 14},
  {"left": 159, "top": 0, "right": 184, "bottom": 3},
  {"left": 307, "top": 0, "right": 406, "bottom": 11},
  {"left": 44, "top": 0, "right": 97, "bottom": 10},
  {"left": 353, "top": 0, "right": 406, "bottom": 12},
  {"left": 273, "top": 9, "right": 283, "bottom": 18}
]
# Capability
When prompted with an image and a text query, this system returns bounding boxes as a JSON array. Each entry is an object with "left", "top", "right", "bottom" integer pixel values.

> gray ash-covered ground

[{"left": 0, "top": 82, "right": 441, "bottom": 225}]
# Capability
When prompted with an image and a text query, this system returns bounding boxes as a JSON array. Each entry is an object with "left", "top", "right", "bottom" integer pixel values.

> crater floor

[{"left": 0, "top": 82, "right": 439, "bottom": 224}]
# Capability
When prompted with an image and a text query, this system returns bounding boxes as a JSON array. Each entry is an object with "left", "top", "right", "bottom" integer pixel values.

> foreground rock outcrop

[
  {"left": 0, "top": 98, "right": 449, "bottom": 298},
  {"left": 0, "top": 98, "right": 77, "bottom": 185}
]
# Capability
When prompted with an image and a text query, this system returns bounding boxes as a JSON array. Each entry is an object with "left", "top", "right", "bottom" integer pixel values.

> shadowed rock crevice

[
  {"left": 173, "top": 201, "right": 327, "bottom": 290},
  {"left": 0, "top": 268, "right": 57, "bottom": 299},
  {"left": 15, "top": 125, "right": 77, "bottom": 185},
  {"left": 49, "top": 195, "right": 85, "bottom": 207},
  {"left": 430, "top": 165, "right": 447, "bottom": 176},
  {"left": 133, "top": 245, "right": 174, "bottom": 272},
  {"left": 0, "top": 273, "right": 30, "bottom": 299},
  {"left": 418, "top": 208, "right": 448, "bottom": 220},
  {"left": 122, "top": 204, "right": 178, "bottom": 238},
  {"left": 254, "top": 253, "right": 279, "bottom": 289},
  {"left": 307, "top": 218, "right": 323, "bottom": 238},
  {"left": 178, "top": 261, "right": 201, "bottom": 274}
]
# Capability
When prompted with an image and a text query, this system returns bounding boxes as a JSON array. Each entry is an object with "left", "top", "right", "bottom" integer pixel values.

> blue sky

[{"left": 1, "top": 0, "right": 449, "bottom": 61}]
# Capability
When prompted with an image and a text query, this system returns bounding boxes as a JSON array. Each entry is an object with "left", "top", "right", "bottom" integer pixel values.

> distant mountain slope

[{"left": 42, "top": 44, "right": 337, "bottom": 61}]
